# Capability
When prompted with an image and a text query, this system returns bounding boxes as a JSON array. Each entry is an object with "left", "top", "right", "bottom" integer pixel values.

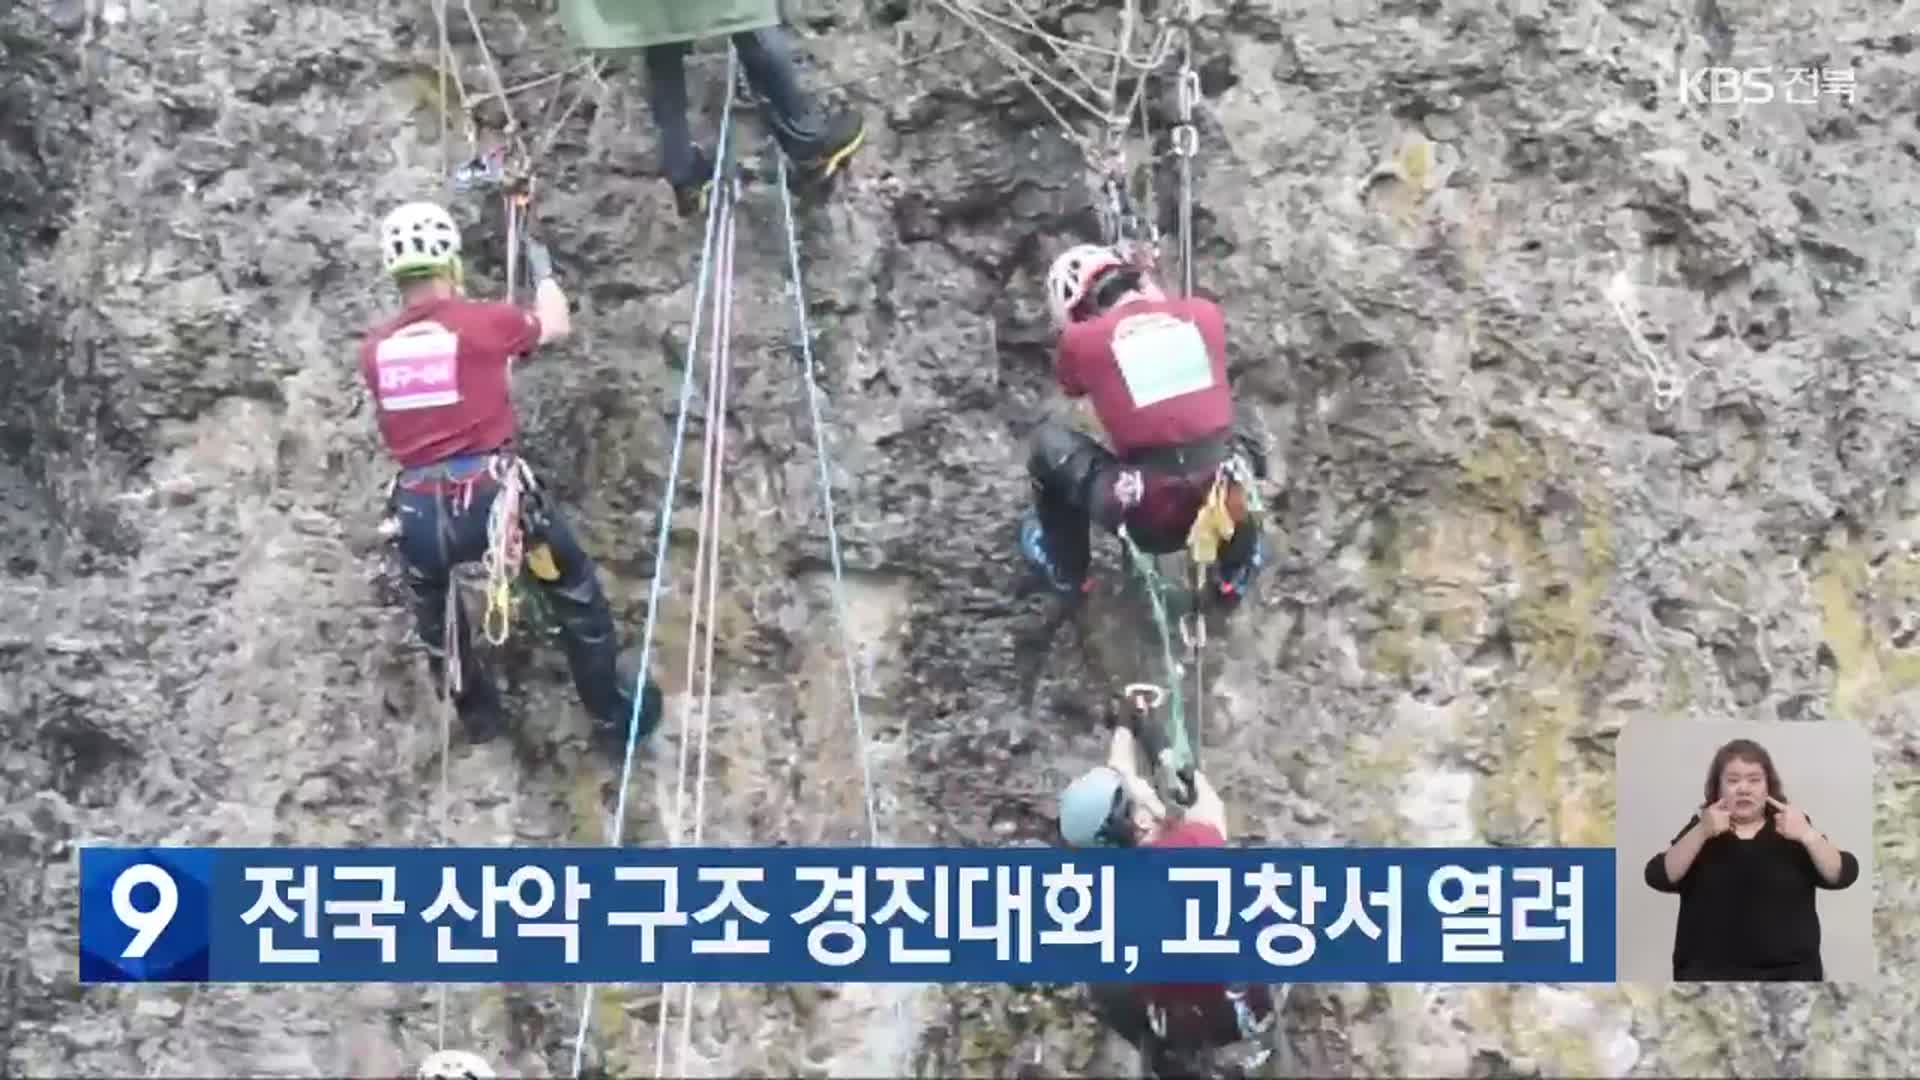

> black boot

[
  {"left": 787, "top": 108, "right": 865, "bottom": 188},
  {"left": 670, "top": 145, "right": 715, "bottom": 219}
]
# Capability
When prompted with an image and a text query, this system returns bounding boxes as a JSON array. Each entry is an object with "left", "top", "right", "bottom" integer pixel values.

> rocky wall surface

[{"left": 3, "top": 0, "right": 1919, "bottom": 1075}]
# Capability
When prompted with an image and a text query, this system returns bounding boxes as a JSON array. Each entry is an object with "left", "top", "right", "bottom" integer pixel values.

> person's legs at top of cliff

[
  {"left": 361, "top": 201, "right": 664, "bottom": 761},
  {"left": 1019, "top": 242, "right": 1270, "bottom": 607},
  {"left": 642, "top": 20, "right": 864, "bottom": 216}
]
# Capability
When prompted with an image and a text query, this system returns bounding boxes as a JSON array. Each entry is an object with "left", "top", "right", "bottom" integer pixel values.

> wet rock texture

[{"left": 4, "top": 0, "right": 1919, "bottom": 1075}]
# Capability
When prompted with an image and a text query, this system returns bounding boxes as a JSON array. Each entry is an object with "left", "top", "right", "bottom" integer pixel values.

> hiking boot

[
  {"left": 1209, "top": 530, "right": 1269, "bottom": 609},
  {"left": 670, "top": 146, "right": 715, "bottom": 219},
  {"left": 1019, "top": 510, "right": 1089, "bottom": 597},
  {"left": 787, "top": 108, "right": 865, "bottom": 188}
]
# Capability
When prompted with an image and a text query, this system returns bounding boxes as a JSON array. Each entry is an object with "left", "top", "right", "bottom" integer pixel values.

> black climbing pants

[
  {"left": 392, "top": 455, "right": 657, "bottom": 744},
  {"left": 644, "top": 28, "right": 824, "bottom": 187},
  {"left": 1026, "top": 421, "right": 1262, "bottom": 587}
]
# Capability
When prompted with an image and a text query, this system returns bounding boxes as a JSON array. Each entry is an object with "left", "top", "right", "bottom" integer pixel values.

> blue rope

[
  {"left": 773, "top": 147, "right": 881, "bottom": 845},
  {"left": 565, "top": 47, "right": 740, "bottom": 1080}
]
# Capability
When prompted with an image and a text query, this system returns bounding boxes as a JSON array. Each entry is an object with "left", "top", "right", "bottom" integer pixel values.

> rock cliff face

[{"left": 4, "top": 0, "right": 1919, "bottom": 1075}]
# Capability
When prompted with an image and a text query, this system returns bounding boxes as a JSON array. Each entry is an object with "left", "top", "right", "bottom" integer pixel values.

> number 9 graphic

[{"left": 111, "top": 863, "right": 179, "bottom": 959}]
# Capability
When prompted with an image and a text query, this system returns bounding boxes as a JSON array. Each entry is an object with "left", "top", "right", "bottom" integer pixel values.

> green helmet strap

[{"left": 391, "top": 254, "right": 463, "bottom": 290}]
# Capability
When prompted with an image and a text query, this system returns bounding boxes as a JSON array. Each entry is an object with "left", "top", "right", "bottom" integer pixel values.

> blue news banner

[{"left": 79, "top": 846, "right": 1615, "bottom": 985}]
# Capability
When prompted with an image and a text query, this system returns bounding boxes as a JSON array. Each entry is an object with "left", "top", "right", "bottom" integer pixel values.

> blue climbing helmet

[{"left": 1059, "top": 766, "right": 1129, "bottom": 846}]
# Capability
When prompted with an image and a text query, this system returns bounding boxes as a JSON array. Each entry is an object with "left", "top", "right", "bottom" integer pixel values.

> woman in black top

[{"left": 1644, "top": 737, "right": 1860, "bottom": 981}]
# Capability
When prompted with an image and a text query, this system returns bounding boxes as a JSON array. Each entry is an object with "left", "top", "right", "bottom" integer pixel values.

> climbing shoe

[
  {"left": 670, "top": 146, "right": 715, "bottom": 220},
  {"left": 1209, "top": 530, "right": 1269, "bottom": 609},
  {"left": 787, "top": 108, "right": 865, "bottom": 189},
  {"left": 1019, "top": 510, "right": 1089, "bottom": 597}
]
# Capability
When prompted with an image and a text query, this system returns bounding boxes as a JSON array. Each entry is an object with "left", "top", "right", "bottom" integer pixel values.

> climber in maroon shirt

[
  {"left": 360, "top": 201, "right": 660, "bottom": 760},
  {"left": 1057, "top": 701, "right": 1276, "bottom": 1070},
  {"left": 1019, "top": 243, "right": 1268, "bottom": 605}
]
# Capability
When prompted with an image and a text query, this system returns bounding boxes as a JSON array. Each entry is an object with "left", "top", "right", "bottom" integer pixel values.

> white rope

[
  {"left": 457, "top": 0, "right": 531, "bottom": 168},
  {"left": 437, "top": 583, "right": 457, "bottom": 1051},
  {"left": 774, "top": 148, "right": 881, "bottom": 847},
  {"left": 564, "top": 48, "right": 741, "bottom": 1080},
  {"left": 652, "top": 165, "right": 740, "bottom": 1080}
]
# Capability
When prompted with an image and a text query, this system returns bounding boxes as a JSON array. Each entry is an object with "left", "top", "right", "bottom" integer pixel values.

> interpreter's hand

[
  {"left": 1769, "top": 796, "right": 1812, "bottom": 842},
  {"left": 1701, "top": 799, "right": 1732, "bottom": 837}
]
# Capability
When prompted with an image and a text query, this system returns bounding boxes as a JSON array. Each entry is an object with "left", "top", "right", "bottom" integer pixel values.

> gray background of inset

[{"left": 1614, "top": 720, "right": 1877, "bottom": 983}]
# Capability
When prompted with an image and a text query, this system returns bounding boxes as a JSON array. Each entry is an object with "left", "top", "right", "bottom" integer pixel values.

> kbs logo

[
  {"left": 1674, "top": 65, "right": 1853, "bottom": 107},
  {"left": 1675, "top": 66, "right": 1777, "bottom": 105}
]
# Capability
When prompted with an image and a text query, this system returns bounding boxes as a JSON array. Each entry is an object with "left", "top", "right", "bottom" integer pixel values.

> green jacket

[{"left": 558, "top": 0, "right": 781, "bottom": 51}]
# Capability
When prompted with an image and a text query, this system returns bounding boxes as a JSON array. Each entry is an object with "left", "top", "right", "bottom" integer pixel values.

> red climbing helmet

[{"left": 1046, "top": 243, "right": 1128, "bottom": 328}]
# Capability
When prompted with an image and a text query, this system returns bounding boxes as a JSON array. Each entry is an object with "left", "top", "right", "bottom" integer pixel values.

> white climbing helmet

[
  {"left": 1058, "top": 765, "right": 1128, "bottom": 846},
  {"left": 380, "top": 200, "right": 462, "bottom": 279},
  {"left": 1045, "top": 243, "right": 1127, "bottom": 328},
  {"left": 418, "top": 1050, "right": 495, "bottom": 1080}
]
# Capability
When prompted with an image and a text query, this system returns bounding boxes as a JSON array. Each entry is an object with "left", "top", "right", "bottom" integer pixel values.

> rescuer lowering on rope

[{"left": 1019, "top": 243, "right": 1269, "bottom": 605}]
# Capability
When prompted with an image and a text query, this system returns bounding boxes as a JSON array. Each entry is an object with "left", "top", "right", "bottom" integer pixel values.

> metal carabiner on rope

[{"left": 1124, "top": 682, "right": 1166, "bottom": 714}]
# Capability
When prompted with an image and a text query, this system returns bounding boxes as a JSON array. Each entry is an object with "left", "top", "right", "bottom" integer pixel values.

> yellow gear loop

[{"left": 481, "top": 456, "right": 528, "bottom": 646}]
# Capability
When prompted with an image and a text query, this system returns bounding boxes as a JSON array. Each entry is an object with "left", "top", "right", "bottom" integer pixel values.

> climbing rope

[
  {"left": 1171, "top": 34, "right": 1199, "bottom": 297},
  {"left": 563, "top": 47, "right": 742, "bottom": 1080},
  {"left": 1116, "top": 526, "right": 1193, "bottom": 801},
  {"left": 432, "top": 0, "right": 476, "bottom": 195},
  {"left": 652, "top": 153, "right": 741, "bottom": 1080},
  {"left": 927, "top": 0, "right": 1197, "bottom": 264},
  {"left": 435, "top": 578, "right": 458, "bottom": 1052},
  {"left": 774, "top": 143, "right": 882, "bottom": 848},
  {"left": 457, "top": 0, "right": 534, "bottom": 176}
]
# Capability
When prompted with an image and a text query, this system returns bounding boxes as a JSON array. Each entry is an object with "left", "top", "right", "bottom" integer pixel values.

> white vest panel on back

[
  {"left": 374, "top": 321, "right": 462, "bottom": 412},
  {"left": 1111, "top": 312, "right": 1214, "bottom": 408}
]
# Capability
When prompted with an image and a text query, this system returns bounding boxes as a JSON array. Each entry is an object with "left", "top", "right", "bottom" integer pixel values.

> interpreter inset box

[{"left": 1614, "top": 719, "right": 1875, "bottom": 984}]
